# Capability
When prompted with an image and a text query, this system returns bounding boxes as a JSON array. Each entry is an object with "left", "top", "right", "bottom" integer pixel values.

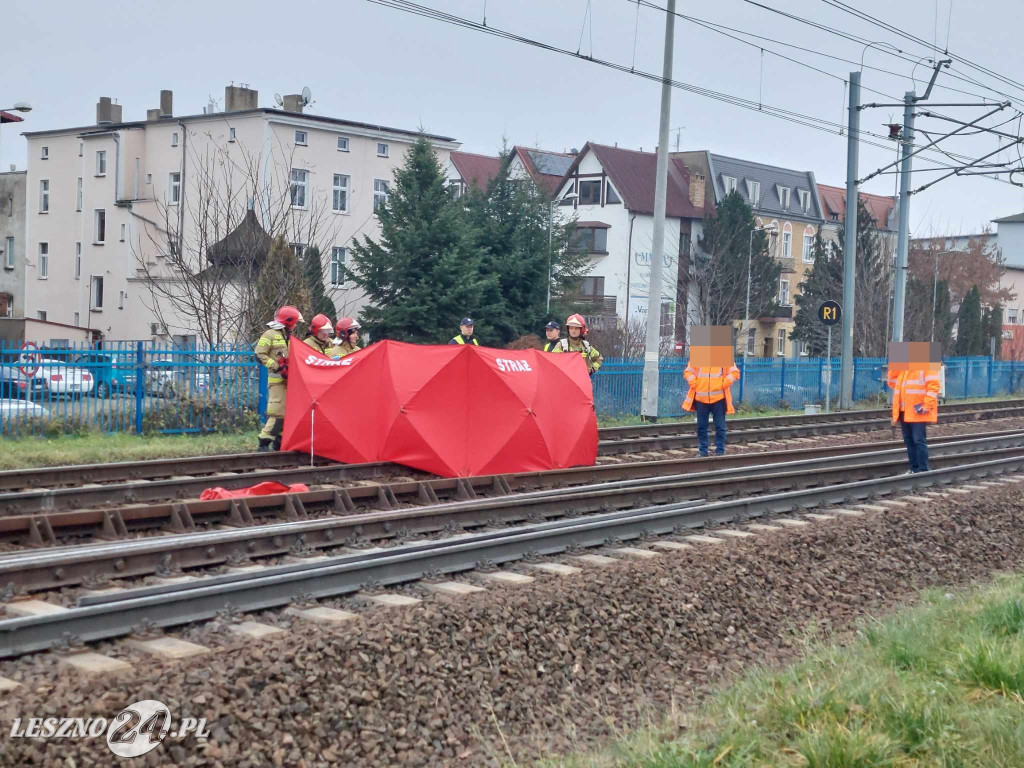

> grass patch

[{"left": 543, "top": 574, "right": 1024, "bottom": 768}]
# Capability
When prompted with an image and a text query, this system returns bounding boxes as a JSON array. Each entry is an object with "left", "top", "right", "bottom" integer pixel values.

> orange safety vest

[
  {"left": 682, "top": 364, "right": 740, "bottom": 414},
  {"left": 887, "top": 368, "right": 940, "bottom": 424}
]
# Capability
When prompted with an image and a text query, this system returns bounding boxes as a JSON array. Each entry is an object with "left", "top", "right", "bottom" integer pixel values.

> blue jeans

[
  {"left": 696, "top": 399, "right": 728, "bottom": 455},
  {"left": 899, "top": 415, "right": 929, "bottom": 472}
]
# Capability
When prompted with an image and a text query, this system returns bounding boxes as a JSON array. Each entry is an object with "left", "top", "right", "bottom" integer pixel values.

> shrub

[{"left": 142, "top": 395, "right": 259, "bottom": 435}]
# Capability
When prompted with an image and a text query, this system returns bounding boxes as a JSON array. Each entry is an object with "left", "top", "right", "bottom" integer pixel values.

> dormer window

[
  {"left": 745, "top": 180, "right": 760, "bottom": 206},
  {"left": 777, "top": 185, "right": 791, "bottom": 208},
  {"left": 830, "top": 212, "right": 839, "bottom": 222},
  {"left": 798, "top": 189, "right": 810, "bottom": 211},
  {"left": 723, "top": 175, "right": 737, "bottom": 195}
]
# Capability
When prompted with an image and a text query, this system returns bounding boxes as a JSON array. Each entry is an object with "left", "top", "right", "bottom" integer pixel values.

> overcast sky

[{"left": 6, "top": 0, "right": 1024, "bottom": 235}]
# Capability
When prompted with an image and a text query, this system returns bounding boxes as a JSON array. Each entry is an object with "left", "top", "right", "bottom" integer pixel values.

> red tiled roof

[
  {"left": 0, "top": 111, "right": 25, "bottom": 124},
  {"left": 513, "top": 146, "right": 574, "bottom": 197},
  {"left": 817, "top": 183, "right": 895, "bottom": 230},
  {"left": 449, "top": 151, "right": 501, "bottom": 191},
  {"left": 569, "top": 143, "right": 703, "bottom": 219}
]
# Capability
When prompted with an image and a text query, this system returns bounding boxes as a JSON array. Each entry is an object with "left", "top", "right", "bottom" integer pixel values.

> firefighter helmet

[
  {"left": 336, "top": 317, "right": 361, "bottom": 336},
  {"left": 309, "top": 314, "right": 332, "bottom": 337},
  {"left": 274, "top": 305, "right": 304, "bottom": 329},
  {"left": 565, "top": 313, "right": 587, "bottom": 336}
]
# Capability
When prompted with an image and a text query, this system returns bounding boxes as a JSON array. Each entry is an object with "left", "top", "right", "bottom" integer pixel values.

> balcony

[
  {"left": 759, "top": 304, "right": 793, "bottom": 321},
  {"left": 568, "top": 294, "right": 618, "bottom": 316}
]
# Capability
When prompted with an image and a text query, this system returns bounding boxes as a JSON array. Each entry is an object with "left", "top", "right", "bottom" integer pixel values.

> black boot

[
  {"left": 258, "top": 438, "right": 272, "bottom": 452},
  {"left": 272, "top": 436, "right": 282, "bottom": 452}
]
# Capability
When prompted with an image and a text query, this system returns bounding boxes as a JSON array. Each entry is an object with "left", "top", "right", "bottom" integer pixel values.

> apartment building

[
  {"left": 0, "top": 170, "right": 26, "bottom": 320},
  {"left": 817, "top": 183, "right": 897, "bottom": 257},
  {"left": 21, "top": 86, "right": 459, "bottom": 342}
]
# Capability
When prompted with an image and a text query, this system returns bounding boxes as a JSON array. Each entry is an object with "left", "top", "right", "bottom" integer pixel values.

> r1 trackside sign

[{"left": 10, "top": 699, "right": 209, "bottom": 758}]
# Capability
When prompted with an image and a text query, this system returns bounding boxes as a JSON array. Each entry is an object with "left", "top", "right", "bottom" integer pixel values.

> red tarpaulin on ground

[
  {"left": 199, "top": 481, "right": 311, "bottom": 500},
  {"left": 281, "top": 339, "right": 598, "bottom": 477}
]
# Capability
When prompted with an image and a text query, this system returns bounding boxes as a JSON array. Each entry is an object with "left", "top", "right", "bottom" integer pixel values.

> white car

[
  {"left": 0, "top": 399, "right": 50, "bottom": 419},
  {"left": 38, "top": 359, "right": 95, "bottom": 397}
]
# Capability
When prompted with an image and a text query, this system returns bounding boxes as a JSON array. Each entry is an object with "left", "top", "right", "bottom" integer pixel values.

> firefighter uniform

[
  {"left": 552, "top": 338, "right": 603, "bottom": 373},
  {"left": 255, "top": 328, "right": 290, "bottom": 446},
  {"left": 887, "top": 367, "right": 940, "bottom": 472},
  {"left": 334, "top": 340, "right": 361, "bottom": 358},
  {"left": 682, "top": 364, "right": 741, "bottom": 456},
  {"left": 301, "top": 334, "right": 332, "bottom": 356}
]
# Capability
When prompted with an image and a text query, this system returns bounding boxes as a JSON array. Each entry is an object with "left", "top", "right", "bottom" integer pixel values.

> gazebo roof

[{"left": 206, "top": 209, "right": 274, "bottom": 270}]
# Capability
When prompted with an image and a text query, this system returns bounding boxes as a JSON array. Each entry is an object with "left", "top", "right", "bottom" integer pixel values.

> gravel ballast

[{"left": 2, "top": 483, "right": 1024, "bottom": 766}]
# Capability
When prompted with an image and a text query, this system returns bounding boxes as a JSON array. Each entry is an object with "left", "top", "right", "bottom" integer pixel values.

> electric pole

[
  {"left": 891, "top": 90, "right": 915, "bottom": 343},
  {"left": 641, "top": 0, "right": 675, "bottom": 422},
  {"left": 839, "top": 71, "right": 860, "bottom": 410}
]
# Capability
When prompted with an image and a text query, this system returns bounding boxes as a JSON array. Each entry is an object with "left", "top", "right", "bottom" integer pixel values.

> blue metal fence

[{"left": 1, "top": 342, "right": 1022, "bottom": 436}]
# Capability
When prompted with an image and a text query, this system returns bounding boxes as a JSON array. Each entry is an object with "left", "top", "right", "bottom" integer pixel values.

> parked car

[
  {"left": 0, "top": 399, "right": 50, "bottom": 419},
  {"left": 44, "top": 349, "right": 138, "bottom": 398},
  {"left": 0, "top": 365, "right": 47, "bottom": 399},
  {"left": 146, "top": 358, "right": 212, "bottom": 399},
  {"left": 37, "top": 359, "right": 95, "bottom": 397}
]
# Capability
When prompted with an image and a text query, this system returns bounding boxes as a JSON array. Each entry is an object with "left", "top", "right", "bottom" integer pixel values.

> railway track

[
  {"left": 3, "top": 431, "right": 1023, "bottom": 592},
  {"left": 2, "top": 400, "right": 1023, "bottom": 513},
  {"left": 1, "top": 446, "right": 1021, "bottom": 659}
]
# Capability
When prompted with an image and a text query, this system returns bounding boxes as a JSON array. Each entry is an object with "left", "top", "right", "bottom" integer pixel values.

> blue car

[{"left": 45, "top": 351, "right": 137, "bottom": 398}]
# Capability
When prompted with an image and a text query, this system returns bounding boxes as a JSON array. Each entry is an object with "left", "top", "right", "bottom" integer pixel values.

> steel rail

[
  {"left": 2, "top": 434, "right": 1022, "bottom": 591},
  {"left": 1, "top": 451, "right": 1020, "bottom": 658}
]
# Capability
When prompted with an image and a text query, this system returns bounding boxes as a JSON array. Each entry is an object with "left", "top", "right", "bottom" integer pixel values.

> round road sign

[
  {"left": 18, "top": 342, "right": 41, "bottom": 377},
  {"left": 818, "top": 301, "right": 842, "bottom": 326}
]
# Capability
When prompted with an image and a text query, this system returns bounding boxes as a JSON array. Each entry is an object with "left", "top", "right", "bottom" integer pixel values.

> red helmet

[
  {"left": 274, "top": 305, "right": 304, "bottom": 329},
  {"left": 309, "top": 314, "right": 332, "bottom": 336},
  {"left": 335, "top": 317, "right": 361, "bottom": 336},
  {"left": 565, "top": 313, "right": 587, "bottom": 336}
]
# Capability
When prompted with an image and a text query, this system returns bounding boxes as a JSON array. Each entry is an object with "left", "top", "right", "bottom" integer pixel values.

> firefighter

[
  {"left": 542, "top": 321, "right": 561, "bottom": 352},
  {"left": 302, "top": 314, "right": 334, "bottom": 356},
  {"left": 887, "top": 365, "right": 940, "bottom": 472},
  {"left": 553, "top": 314, "right": 602, "bottom": 374},
  {"left": 682, "top": 357, "right": 741, "bottom": 457},
  {"left": 255, "top": 305, "right": 303, "bottom": 452},
  {"left": 334, "top": 317, "right": 362, "bottom": 358},
  {"left": 449, "top": 317, "right": 479, "bottom": 346}
]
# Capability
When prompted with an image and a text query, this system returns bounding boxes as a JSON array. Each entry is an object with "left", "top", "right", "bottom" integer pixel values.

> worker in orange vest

[
  {"left": 682, "top": 359, "right": 741, "bottom": 457},
  {"left": 887, "top": 364, "right": 940, "bottom": 472}
]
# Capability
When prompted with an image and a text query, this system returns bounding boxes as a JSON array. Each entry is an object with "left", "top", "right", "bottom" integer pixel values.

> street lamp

[
  {"left": 743, "top": 224, "right": 777, "bottom": 359},
  {"left": 0, "top": 102, "right": 32, "bottom": 172},
  {"left": 547, "top": 192, "right": 578, "bottom": 313}
]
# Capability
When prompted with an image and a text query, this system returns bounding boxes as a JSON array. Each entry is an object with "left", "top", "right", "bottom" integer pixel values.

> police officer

[
  {"left": 334, "top": 317, "right": 362, "bottom": 358},
  {"left": 553, "top": 314, "right": 602, "bottom": 374},
  {"left": 542, "top": 321, "right": 561, "bottom": 352},
  {"left": 449, "top": 317, "right": 479, "bottom": 346},
  {"left": 302, "top": 314, "right": 334, "bottom": 356},
  {"left": 255, "top": 305, "right": 303, "bottom": 452}
]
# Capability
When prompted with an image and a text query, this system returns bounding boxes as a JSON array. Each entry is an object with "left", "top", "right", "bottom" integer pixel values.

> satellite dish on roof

[
  {"left": 301, "top": 86, "right": 312, "bottom": 106},
  {"left": 274, "top": 93, "right": 284, "bottom": 107}
]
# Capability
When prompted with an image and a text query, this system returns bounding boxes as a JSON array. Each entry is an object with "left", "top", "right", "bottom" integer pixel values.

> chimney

[
  {"left": 96, "top": 97, "right": 113, "bottom": 125},
  {"left": 282, "top": 94, "right": 303, "bottom": 113},
  {"left": 159, "top": 89, "right": 173, "bottom": 118},
  {"left": 225, "top": 85, "right": 258, "bottom": 112},
  {"left": 570, "top": 147, "right": 579, "bottom": 155},
  {"left": 689, "top": 173, "right": 706, "bottom": 210},
  {"left": 110, "top": 103, "right": 122, "bottom": 123},
  {"left": 146, "top": 108, "right": 161, "bottom": 121}
]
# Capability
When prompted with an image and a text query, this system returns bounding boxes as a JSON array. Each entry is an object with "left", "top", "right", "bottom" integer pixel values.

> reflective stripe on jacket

[
  {"left": 333, "top": 341, "right": 361, "bottom": 358},
  {"left": 682, "top": 364, "right": 741, "bottom": 414},
  {"left": 552, "top": 338, "right": 603, "bottom": 373},
  {"left": 887, "top": 368, "right": 940, "bottom": 423},
  {"left": 450, "top": 335, "right": 479, "bottom": 346},
  {"left": 542, "top": 340, "right": 560, "bottom": 352},
  {"left": 255, "top": 329, "right": 289, "bottom": 384},
  {"left": 302, "top": 335, "right": 332, "bottom": 357}
]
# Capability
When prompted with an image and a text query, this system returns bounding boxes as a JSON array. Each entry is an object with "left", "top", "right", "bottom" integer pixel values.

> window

[
  {"left": 229, "top": 127, "right": 236, "bottom": 142},
  {"left": 377, "top": 142, "right": 389, "bottom": 157},
  {"left": 37, "top": 311, "right": 47, "bottom": 321},
  {"left": 781, "top": 231, "right": 792, "bottom": 259},
  {"left": 39, "top": 180, "right": 49, "bottom": 213},
  {"left": 76, "top": 177, "right": 82, "bottom": 211},
  {"left": 3, "top": 236, "right": 13, "bottom": 269},
  {"left": 289, "top": 168, "right": 308, "bottom": 208},
  {"left": 90, "top": 276, "right": 104, "bottom": 310},
  {"left": 776, "top": 185, "right": 791, "bottom": 208},
  {"left": 294, "top": 130, "right": 308, "bottom": 146},
  {"left": 145, "top": 173, "right": 152, "bottom": 185},
  {"left": 119, "top": 223, "right": 126, "bottom": 242},
  {"left": 830, "top": 212, "right": 839, "bottom": 222},
  {"left": 746, "top": 180, "right": 760, "bottom": 205},
  {"left": 777, "top": 329, "right": 786, "bottom": 356},
  {"left": 331, "top": 247, "right": 346, "bottom": 285},
  {"left": 802, "top": 233, "right": 815, "bottom": 262},
  {"left": 41, "top": 146, "right": 49, "bottom": 160},
  {"left": 171, "top": 132, "right": 179, "bottom": 147},
  {"left": 578, "top": 180, "right": 602, "bottom": 206},
  {"left": 778, "top": 278, "right": 789, "bottom": 305},
  {"left": 746, "top": 328, "right": 755, "bottom": 354},
  {"left": 168, "top": 172, "right": 181, "bottom": 204},
  {"left": 94, "top": 209, "right": 106, "bottom": 244},
  {"left": 75, "top": 242, "right": 81, "bottom": 279},
  {"left": 798, "top": 189, "right": 810, "bottom": 211},
  {"left": 605, "top": 181, "right": 621, "bottom": 204},
  {"left": 1009, "top": 308, "right": 1019, "bottom": 324},
  {"left": 73, "top": 312, "right": 80, "bottom": 326},
  {"left": 332, "top": 174, "right": 350, "bottom": 213},
  {"left": 373, "top": 179, "right": 389, "bottom": 213},
  {"left": 78, "top": 142, "right": 83, "bottom": 157},
  {"left": 118, "top": 291, "right": 124, "bottom": 310},
  {"left": 571, "top": 226, "right": 609, "bottom": 253},
  {"left": 96, "top": 150, "right": 106, "bottom": 176},
  {"left": 337, "top": 136, "right": 350, "bottom": 152},
  {"left": 578, "top": 276, "right": 606, "bottom": 297},
  {"left": 723, "top": 175, "right": 737, "bottom": 194},
  {"left": 0, "top": 293, "right": 11, "bottom": 318},
  {"left": 38, "top": 243, "right": 48, "bottom": 278}
]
